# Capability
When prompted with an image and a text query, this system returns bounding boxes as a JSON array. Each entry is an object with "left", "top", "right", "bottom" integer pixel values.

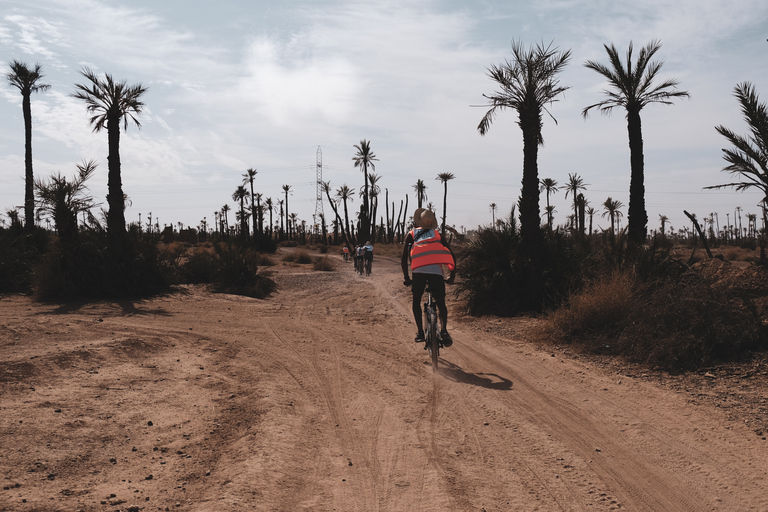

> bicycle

[
  {"left": 365, "top": 257, "right": 372, "bottom": 276},
  {"left": 423, "top": 283, "right": 440, "bottom": 372}
]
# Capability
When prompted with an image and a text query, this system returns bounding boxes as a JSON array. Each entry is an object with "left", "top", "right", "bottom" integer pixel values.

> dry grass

[
  {"left": 281, "top": 249, "right": 313, "bottom": 264},
  {"left": 540, "top": 272, "right": 636, "bottom": 343},
  {"left": 313, "top": 256, "right": 336, "bottom": 271},
  {"left": 537, "top": 265, "right": 766, "bottom": 371}
]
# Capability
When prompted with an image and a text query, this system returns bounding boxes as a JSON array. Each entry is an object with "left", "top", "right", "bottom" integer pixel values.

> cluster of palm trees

[
  {"left": 5, "top": 61, "right": 147, "bottom": 250},
  {"left": 477, "top": 37, "right": 768, "bottom": 255},
  {"left": 322, "top": 139, "right": 459, "bottom": 249},
  {"left": 7, "top": 37, "right": 767, "bottom": 257},
  {"left": 477, "top": 40, "right": 691, "bottom": 256}
]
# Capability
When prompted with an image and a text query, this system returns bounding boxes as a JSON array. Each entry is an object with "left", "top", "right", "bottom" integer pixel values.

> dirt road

[{"left": 2, "top": 250, "right": 768, "bottom": 511}]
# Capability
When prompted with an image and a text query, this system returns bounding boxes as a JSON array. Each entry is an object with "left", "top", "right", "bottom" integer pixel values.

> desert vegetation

[{"left": 3, "top": 38, "right": 768, "bottom": 373}]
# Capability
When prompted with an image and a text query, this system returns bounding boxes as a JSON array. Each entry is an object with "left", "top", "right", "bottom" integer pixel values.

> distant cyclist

[
  {"left": 402, "top": 208, "right": 455, "bottom": 346},
  {"left": 355, "top": 245, "right": 365, "bottom": 274},
  {"left": 342, "top": 245, "right": 349, "bottom": 262},
  {"left": 363, "top": 241, "right": 374, "bottom": 275}
]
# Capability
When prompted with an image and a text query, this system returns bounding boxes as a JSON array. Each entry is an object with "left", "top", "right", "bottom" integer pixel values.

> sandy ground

[{"left": 2, "top": 249, "right": 768, "bottom": 512}]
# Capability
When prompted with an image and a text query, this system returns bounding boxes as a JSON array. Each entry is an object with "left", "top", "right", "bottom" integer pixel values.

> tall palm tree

[
  {"left": 242, "top": 168, "right": 258, "bottom": 237},
  {"left": 586, "top": 206, "right": 596, "bottom": 235},
  {"left": 562, "top": 173, "right": 588, "bottom": 232},
  {"left": 583, "top": 40, "right": 689, "bottom": 245},
  {"left": 282, "top": 184, "right": 292, "bottom": 240},
  {"left": 413, "top": 179, "right": 428, "bottom": 208},
  {"left": 264, "top": 197, "right": 274, "bottom": 238},
  {"left": 478, "top": 40, "right": 572, "bottom": 257},
  {"left": 7, "top": 60, "right": 50, "bottom": 232},
  {"left": 539, "top": 177, "right": 558, "bottom": 231},
  {"left": 232, "top": 185, "right": 249, "bottom": 242},
  {"left": 278, "top": 199, "right": 284, "bottom": 237},
  {"left": 601, "top": 197, "right": 624, "bottom": 237},
  {"left": 368, "top": 173, "right": 382, "bottom": 241},
  {"left": 221, "top": 204, "right": 231, "bottom": 236},
  {"left": 335, "top": 184, "right": 354, "bottom": 240},
  {"left": 352, "top": 139, "right": 378, "bottom": 241},
  {"left": 489, "top": 202, "right": 498, "bottom": 228},
  {"left": 71, "top": 67, "right": 147, "bottom": 246},
  {"left": 436, "top": 172, "right": 455, "bottom": 233},
  {"left": 289, "top": 213, "right": 298, "bottom": 240}
]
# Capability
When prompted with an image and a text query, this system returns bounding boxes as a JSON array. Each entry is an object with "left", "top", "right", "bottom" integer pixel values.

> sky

[{"left": 1, "top": 0, "right": 767, "bottom": 236}]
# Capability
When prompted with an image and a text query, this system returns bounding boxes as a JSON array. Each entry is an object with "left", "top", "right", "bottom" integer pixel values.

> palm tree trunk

[
  {"left": 22, "top": 92, "right": 34, "bottom": 232},
  {"left": 106, "top": 114, "right": 126, "bottom": 245},
  {"left": 627, "top": 109, "right": 647, "bottom": 245},
  {"left": 401, "top": 195, "right": 409, "bottom": 243},
  {"left": 249, "top": 184, "right": 256, "bottom": 240},
  {"left": 441, "top": 182, "right": 448, "bottom": 233},
  {"left": 519, "top": 114, "right": 542, "bottom": 257}
]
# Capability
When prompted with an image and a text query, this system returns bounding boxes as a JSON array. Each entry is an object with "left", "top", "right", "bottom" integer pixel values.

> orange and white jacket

[{"left": 409, "top": 228, "right": 455, "bottom": 271}]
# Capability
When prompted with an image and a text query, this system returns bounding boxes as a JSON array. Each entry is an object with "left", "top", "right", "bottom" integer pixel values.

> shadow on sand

[
  {"left": 39, "top": 296, "right": 178, "bottom": 317},
  {"left": 437, "top": 359, "right": 513, "bottom": 390}
]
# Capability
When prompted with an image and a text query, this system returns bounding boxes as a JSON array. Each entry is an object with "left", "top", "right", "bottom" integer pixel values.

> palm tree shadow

[{"left": 438, "top": 360, "right": 513, "bottom": 390}]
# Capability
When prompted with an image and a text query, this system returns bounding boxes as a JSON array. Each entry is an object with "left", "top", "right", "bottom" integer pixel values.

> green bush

[
  {"left": 35, "top": 228, "right": 172, "bottom": 300},
  {"left": 0, "top": 229, "right": 42, "bottom": 293}
]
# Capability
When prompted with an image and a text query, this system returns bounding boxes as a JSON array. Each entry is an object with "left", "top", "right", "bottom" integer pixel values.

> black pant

[{"left": 411, "top": 273, "right": 447, "bottom": 334}]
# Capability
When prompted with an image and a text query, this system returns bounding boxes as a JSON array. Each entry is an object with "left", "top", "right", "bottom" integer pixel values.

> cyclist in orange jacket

[{"left": 402, "top": 208, "right": 455, "bottom": 346}]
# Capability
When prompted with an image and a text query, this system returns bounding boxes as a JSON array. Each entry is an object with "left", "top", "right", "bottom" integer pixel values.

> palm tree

[
  {"left": 544, "top": 205, "right": 557, "bottom": 230},
  {"left": 413, "top": 179, "right": 428, "bottom": 208},
  {"left": 659, "top": 214, "right": 669, "bottom": 237},
  {"left": 242, "top": 168, "right": 258, "bottom": 237},
  {"left": 7, "top": 60, "right": 50, "bottom": 232},
  {"left": 478, "top": 40, "right": 572, "bottom": 257},
  {"left": 562, "top": 173, "right": 588, "bottom": 232},
  {"left": 539, "top": 177, "right": 558, "bottom": 231},
  {"left": 352, "top": 139, "right": 378, "bottom": 241},
  {"left": 264, "top": 197, "right": 274, "bottom": 238},
  {"left": 368, "top": 173, "right": 382, "bottom": 241},
  {"left": 232, "top": 185, "right": 249, "bottom": 242},
  {"left": 583, "top": 40, "right": 689, "bottom": 245},
  {"left": 289, "top": 212, "right": 299, "bottom": 240},
  {"left": 601, "top": 197, "right": 624, "bottom": 237},
  {"left": 489, "top": 202, "right": 498, "bottom": 228},
  {"left": 335, "top": 184, "right": 354, "bottom": 240},
  {"left": 221, "top": 204, "right": 231, "bottom": 236},
  {"left": 71, "top": 67, "right": 147, "bottom": 246},
  {"left": 34, "top": 159, "right": 97, "bottom": 247},
  {"left": 282, "top": 184, "right": 292, "bottom": 240},
  {"left": 586, "top": 206, "right": 596, "bottom": 235},
  {"left": 706, "top": 82, "right": 768, "bottom": 206},
  {"left": 436, "top": 172, "right": 455, "bottom": 232}
]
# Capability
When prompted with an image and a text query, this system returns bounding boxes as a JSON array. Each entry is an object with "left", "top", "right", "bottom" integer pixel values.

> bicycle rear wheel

[{"left": 428, "top": 309, "right": 439, "bottom": 372}]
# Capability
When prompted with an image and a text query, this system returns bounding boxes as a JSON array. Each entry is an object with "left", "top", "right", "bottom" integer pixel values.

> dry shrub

[
  {"left": 256, "top": 253, "right": 276, "bottom": 266},
  {"left": 540, "top": 267, "right": 766, "bottom": 371},
  {"left": 313, "top": 256, "right": 336, "bottom": 271},
  {"left": 543, "top": 272, "right": 637, "bottom": 345},
  {"left": 281, "top": 249, "right": 312, "bottom": 264}
]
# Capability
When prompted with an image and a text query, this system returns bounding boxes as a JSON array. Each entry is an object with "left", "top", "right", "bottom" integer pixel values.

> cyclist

[
  {"left": 363, "top": 241, "right": 374, "bottom": 275},
  {"left": 342, "top": 245, "right": 349, "bottom": 262},
  {"left": 402, "top": 208, "right": 455, "bottom": 347},
  {"left": 355, "top": 245, "right": 365, "bottom": 274}
]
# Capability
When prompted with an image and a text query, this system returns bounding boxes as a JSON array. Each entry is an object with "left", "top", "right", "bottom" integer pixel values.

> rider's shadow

[{"left": 438, "top": 360, "right": 513, "bottom": 390}]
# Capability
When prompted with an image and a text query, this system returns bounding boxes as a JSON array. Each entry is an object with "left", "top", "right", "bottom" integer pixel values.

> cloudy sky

[{"left": 1, "top": 0, "right": 767, "bottom": 235}]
